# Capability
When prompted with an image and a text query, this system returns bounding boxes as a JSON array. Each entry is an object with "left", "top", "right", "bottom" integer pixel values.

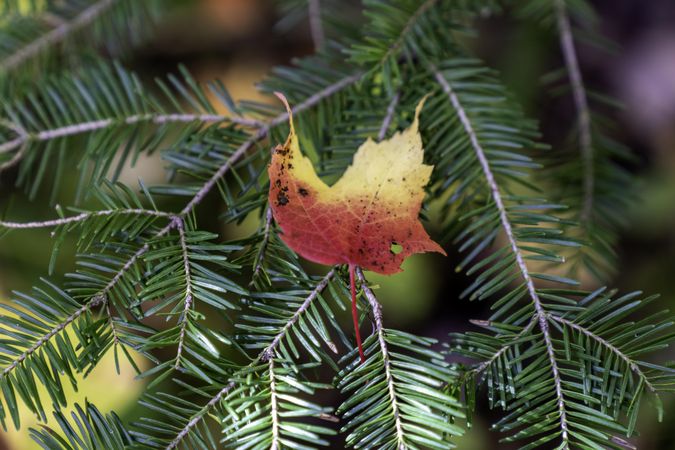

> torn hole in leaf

[{"left": 390, "top": 242, "right": 403, "bottom": 254}]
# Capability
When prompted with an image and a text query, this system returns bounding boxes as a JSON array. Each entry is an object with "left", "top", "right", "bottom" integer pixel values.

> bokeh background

[{"left": 1, "top": 0, "right": 675, "bottom": 448}]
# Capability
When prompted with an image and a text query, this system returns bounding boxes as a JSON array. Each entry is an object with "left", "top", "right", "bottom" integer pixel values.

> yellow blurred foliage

[{"left": 0, "top": 327, "right": 147, "bottom": 450}]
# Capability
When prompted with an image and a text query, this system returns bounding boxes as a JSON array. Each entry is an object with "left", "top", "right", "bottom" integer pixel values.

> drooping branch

[
  {"left": 0, "top": 0, "right": 119, "bottom": 73},
  {"left": 554, "top": 0, "right": 594, "bottom": 223},
  {"left": 433, "top": 67, "right": 570, "bottom": 447},
  {"left": 355, "top": 268, "right": 405, "bottom": 449}
]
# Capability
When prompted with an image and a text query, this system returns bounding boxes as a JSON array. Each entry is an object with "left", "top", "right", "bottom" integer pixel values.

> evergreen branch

[
  {"left": 0, "top": 208, "right": 172, "bottom": 229},
  {"left": 165, "top": 269, "right": 336, "bottom": 449},
  {"left": 0, "top": 0, "right": 120, "bottom": 73},
  {"left": 549, "top": 314, "right": 656, "bottom": 393},
  {"left": 0, "top": 221, "right": 174, "bottom": 382},
  {"left": 172, "top": 217, "right": 193, "bottom": 370},
  {"left": 554, "top": 0, "right": 593, "bottom": 223},
  {"left": 268, "top": 358, "right": 281, "bottom": 450},
  {"left": 308, "top": 0, "right": 325, "bottom": 51},
  {"left": 0, "top": 113, "right": 262, "bottom": 158},
  {"left": 0, "top": 294, "right": 105, "bottom": 379},
  {"left": 355, "top": 268, "right": 405, "bottom": 449},
  {"left": 164, "top": 380, "right": 238, "bottom": 450},
  {"left": 433, "top": 66, "right": 570, "bottom": 446},
  {"left": 0, "top": 72, "right": 359, "bottom": 416},
  {"left": 262, "top": 268, "right": 336, "bottom": 360},
  {"left": 378, "top": 91, "right": 401, "bottom": 141},
  {"left": 30, "top": 401, "right": 136, "bottom": 450}
]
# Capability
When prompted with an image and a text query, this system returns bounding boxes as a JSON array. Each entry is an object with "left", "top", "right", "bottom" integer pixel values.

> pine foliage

[{"left": 0, "top": 1, "right": 672, "bottom": 449}]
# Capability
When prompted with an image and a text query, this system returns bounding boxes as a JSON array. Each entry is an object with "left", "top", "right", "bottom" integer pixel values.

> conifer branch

[
  {"left": 0, "top": 0, "right": 119, "bottom": 73},
  {"left": 164, "top": 380, "right": 238, "bottom": 450},
  {"left": 262, "top": 268, "right": 336, "bottom": 361},
  {"left": 1, "top": 219, "right": 176, "bottom": 381},
  {"left": 0, "top": 294, "right": 106, "bottom": 379},
  {"left": 355, "top": 268, "right": 405, "bottom": 449},
  {"left": 554, "top": 0, "right": 594, "bottom": 223},
  {"left": 471, "top": 316, "right": 538, "bottom": 376},
  {"left": 307, "top": 0, "right": 325, "bottom": 52},
  {"left": 549, "top": 314, "right": 656, "bottom": 393},
  {"left": 433, "top": 67, "right": 570, "bottom": 447},
  {"left": 0, "top": 209, "right": 173, "bottom": 229},
  {"left": 0, "top": 72, "right": 361, "bottom": 396},
  {"left": 165, "top": 269, "right": 336, "bottom": 449},
  {"left": 173, "top": 216, "right": 193, "bottom": 370}
]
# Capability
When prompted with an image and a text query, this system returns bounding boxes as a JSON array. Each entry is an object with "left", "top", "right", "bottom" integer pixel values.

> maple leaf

[{"left": 268, "top": 93, "right": 445, "bottom": 361}]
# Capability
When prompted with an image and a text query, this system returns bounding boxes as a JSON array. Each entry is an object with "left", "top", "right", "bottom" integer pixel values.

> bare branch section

[
  {"left": 378, "top": 92, "right": 401, "bottom": 141},
  {"left": 0, "top": 209, "right": 172, "bottom": 229},
  {"left": 165, "top": 269, "right": 336, "bottom": 450},
  {"left": 355, "top": 268, "right": 405, "bottom": 450},
  {"left": 0, "top": 114, "right": 264, "bottom": 157},
  {"left": 0, "top": 0, "right": 118, "bottom": 72},
  {"left": 554, "top": 0, "right": 594, "bottom": 223},
  {"left": 307, "top": 0, "right": 325, "bottom": 51},
  {"left": 433, "top": 67, "right": 570, "bottom": 447}
]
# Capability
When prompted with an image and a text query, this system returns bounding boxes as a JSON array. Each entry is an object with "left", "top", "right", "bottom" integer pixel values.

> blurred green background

[{"left": 2, "top": 1, "right": 675, "bottom": 449}]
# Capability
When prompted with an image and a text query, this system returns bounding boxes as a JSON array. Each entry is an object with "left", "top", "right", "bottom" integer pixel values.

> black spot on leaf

[{"left": 277, "top": 192, "right": 289, "bottom": 206}]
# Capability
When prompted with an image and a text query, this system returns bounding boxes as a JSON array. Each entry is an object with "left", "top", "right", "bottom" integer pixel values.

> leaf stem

[{"left": 349, "top": 264, "right": 365, "bottom": 363}]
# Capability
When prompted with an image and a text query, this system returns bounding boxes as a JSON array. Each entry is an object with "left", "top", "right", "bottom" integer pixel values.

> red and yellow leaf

[{"left": 268, "top": 94, "right": 445, "bottom": 275}]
